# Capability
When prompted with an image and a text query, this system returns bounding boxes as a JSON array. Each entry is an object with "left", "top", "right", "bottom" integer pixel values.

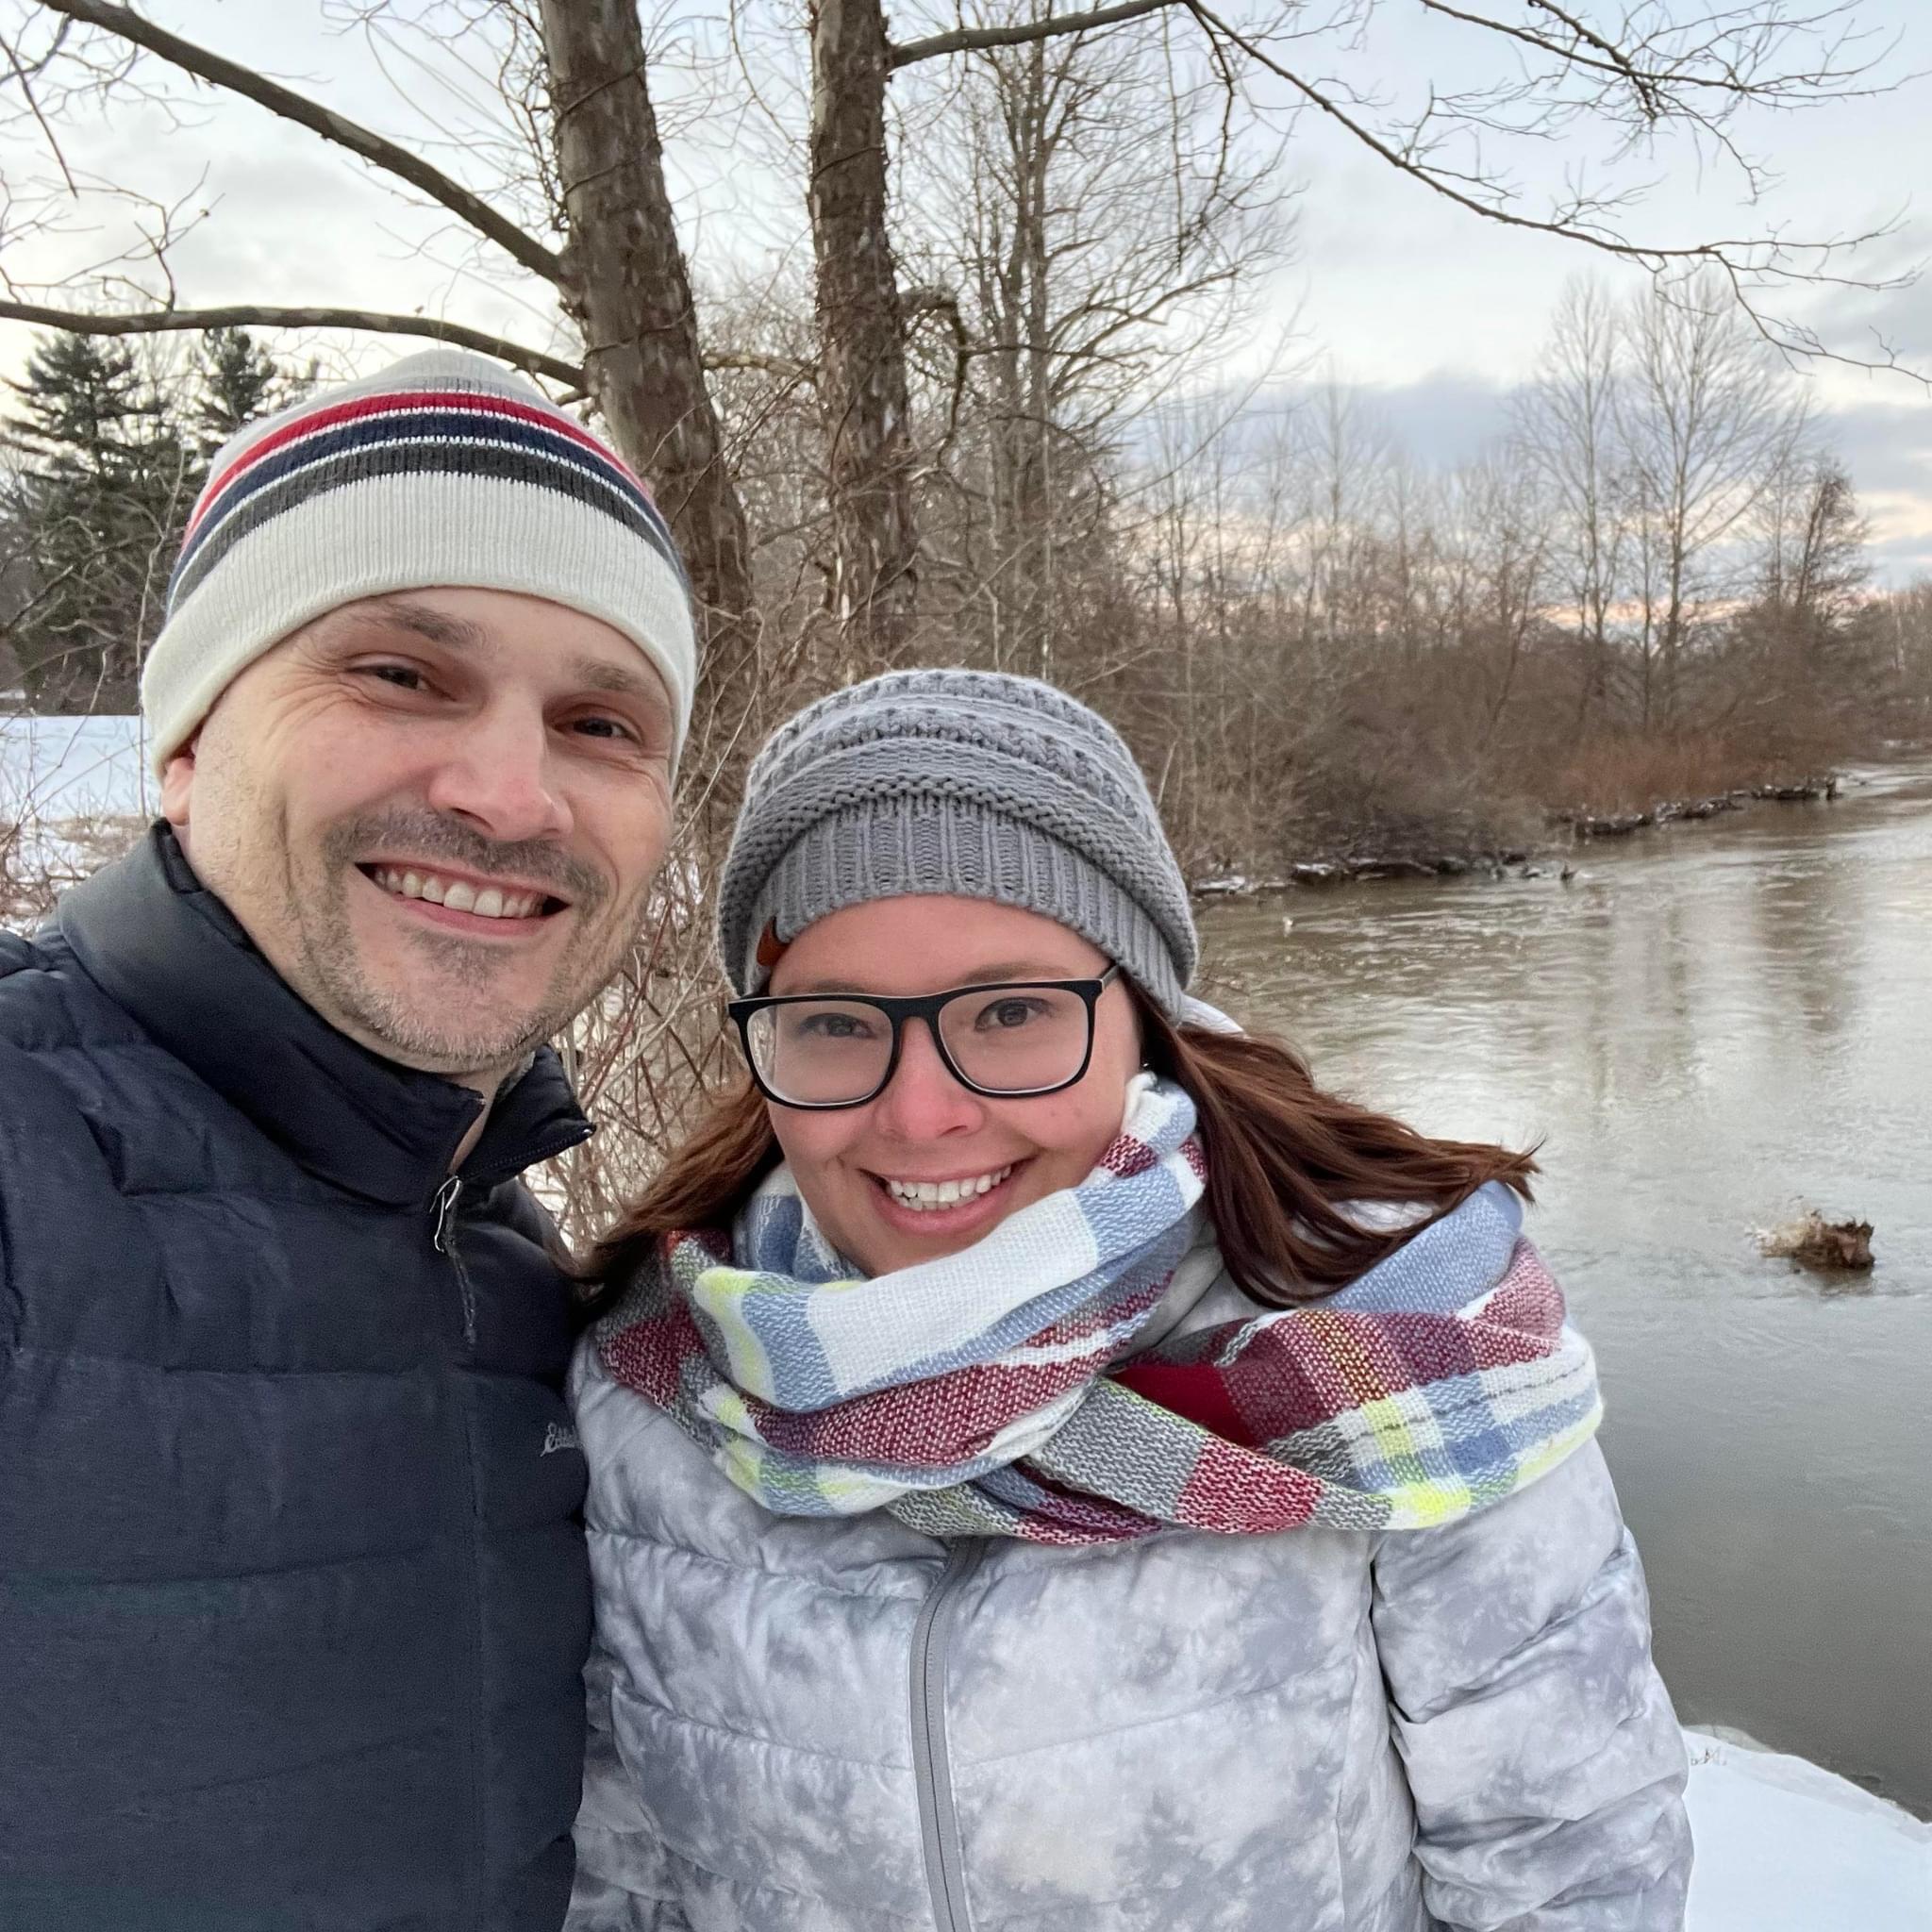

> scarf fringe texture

[{"left": 596, "top": 1076, "right": 1602, "bottom": 1545}]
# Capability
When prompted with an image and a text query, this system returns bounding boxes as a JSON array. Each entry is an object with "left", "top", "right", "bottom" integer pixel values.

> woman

[{"left": 569, "top": 670, "right": 1691, "bottom": 1931}]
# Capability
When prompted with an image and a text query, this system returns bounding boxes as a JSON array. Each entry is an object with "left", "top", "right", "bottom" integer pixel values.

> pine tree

[
  {"left": 1, "top": 333, "right": 196, "bottom": 712},
  {"left": 194, "top": 325, "right": 305, "bottom": 457}
]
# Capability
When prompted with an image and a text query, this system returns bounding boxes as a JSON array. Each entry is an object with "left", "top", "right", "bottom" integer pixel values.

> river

[{"left": 1198, "top": 760, "right": 1932, "bottom": 1816}]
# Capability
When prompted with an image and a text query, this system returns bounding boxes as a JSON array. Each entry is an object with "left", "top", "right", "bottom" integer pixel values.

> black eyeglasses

[{"left": 727, "top": 966, "right": 1122, "bottom": 1110}]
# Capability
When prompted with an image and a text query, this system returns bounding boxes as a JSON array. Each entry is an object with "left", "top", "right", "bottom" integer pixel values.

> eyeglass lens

[{"left": 742, "top": 985, "right": 1095, "bottom": 1105}]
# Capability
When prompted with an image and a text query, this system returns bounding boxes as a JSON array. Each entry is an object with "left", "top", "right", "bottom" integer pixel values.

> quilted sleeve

[
  {"left": 1371, "top": 1439, "right": 1692, "bottom": 1931},
  {"left": 565, "top": 1641, "right": 694, "bottom": 1932}
]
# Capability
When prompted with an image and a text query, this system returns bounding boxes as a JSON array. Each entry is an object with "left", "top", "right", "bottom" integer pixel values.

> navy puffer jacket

[{"left": 0, "top": 825, "right": 595, "bottom": 1930}]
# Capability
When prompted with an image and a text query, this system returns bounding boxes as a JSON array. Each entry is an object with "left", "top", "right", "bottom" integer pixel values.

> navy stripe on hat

[{"left": 172, "top": 409, "right": 689, "bottom": 608}]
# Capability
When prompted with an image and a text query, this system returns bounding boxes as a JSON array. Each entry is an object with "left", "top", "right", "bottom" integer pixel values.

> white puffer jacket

[{"left": 567, "top": 1262, "right": 1690, "bottom": 1932}]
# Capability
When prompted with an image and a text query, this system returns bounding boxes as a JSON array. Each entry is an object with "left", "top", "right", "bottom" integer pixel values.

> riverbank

[{"left": 1191, "top": 774, "right": 1849, "bottom": 897}]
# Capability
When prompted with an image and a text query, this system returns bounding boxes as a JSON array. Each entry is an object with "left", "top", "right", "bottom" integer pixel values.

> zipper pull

[{"left": 432, "top": 1175, "right": 463, "bottom": 1254}]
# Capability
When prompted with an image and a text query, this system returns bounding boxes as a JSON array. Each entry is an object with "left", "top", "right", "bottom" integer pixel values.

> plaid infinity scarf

[{"left": 596, "top": 1076, "right": 1602, "bottom": 1544}]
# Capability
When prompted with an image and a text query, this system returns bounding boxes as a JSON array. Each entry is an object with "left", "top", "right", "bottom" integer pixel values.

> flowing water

[{"left": 1199, "top": 762, "right": 1932, "bottom": 1815}]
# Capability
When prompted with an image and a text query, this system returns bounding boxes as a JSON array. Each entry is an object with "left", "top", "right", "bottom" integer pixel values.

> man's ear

[{"left": 158, "top": 730, "right": 201, "bottom": 829}]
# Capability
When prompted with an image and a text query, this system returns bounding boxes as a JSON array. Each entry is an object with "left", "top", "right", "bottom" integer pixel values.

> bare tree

[
  {"left": 1512, "top": 279, "right": 1629, "bottom": 737},
  {"left": 808, "top": 0, "right": 923, "bottom": 660},
  {"left": 538, "top": 0, "right": 756, "bottom": 691},
  {"left": 897, "top": 0, "right": 1291, "bottom": 679},
  {"left": 1619, "top": 271, "right": 1808, "bottom": 725}
]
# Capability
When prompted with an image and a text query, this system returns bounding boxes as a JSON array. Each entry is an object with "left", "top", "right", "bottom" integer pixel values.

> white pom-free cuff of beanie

[{"left": 141, "top": 469, "right": 695, "bottom": 776}]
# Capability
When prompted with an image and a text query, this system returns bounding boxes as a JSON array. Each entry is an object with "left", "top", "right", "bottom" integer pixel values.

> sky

[{"left": 2, "top": 0, "right": 1928, "bottom": 577}]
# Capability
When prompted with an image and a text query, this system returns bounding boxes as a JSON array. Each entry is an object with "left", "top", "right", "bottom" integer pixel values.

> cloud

[
  {"left": 1866, "top": 525, "right": 1932, "bottom": 583},
  {"left": 1153, "top": 366, "right": 1932, "bottom": 585}
]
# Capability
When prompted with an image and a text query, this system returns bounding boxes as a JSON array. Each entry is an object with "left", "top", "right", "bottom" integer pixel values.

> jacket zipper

[
  {"left": 910, "top": 1540, "right": 986, "bottom": 1932},
  {"left": 432, "top": 1175, "right": 476, "bottom": 1345},
  {"left": 429, "top": 1176, "right": 487, "bottom": 1924}
]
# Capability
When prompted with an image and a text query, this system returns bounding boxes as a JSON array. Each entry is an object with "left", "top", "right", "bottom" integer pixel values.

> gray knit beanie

[{"left": 717, "top": 669, "right": 1198, "bottom": 1019}]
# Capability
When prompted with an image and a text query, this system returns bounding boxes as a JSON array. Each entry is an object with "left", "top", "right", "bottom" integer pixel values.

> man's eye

[
  {"left": 362, "top": 663, "right": 426, "bottom": 691},
  {"left": 568, "top": 714, "right": 638, "bottom": 744}
]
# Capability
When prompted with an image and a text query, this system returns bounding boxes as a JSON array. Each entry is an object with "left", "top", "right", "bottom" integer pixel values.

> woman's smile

[{"left": 866, "top": 1158, "right": 1025, "bottom": 1239}]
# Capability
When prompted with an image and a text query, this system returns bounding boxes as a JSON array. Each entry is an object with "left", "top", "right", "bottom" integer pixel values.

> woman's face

[{"left": 762, "top": 895, "right": 1142, "bottom": 1275}]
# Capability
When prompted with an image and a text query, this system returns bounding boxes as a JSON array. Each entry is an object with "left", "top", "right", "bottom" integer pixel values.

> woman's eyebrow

[{"left": 780, "top": 962, "right": 1091, "bottom": 995}]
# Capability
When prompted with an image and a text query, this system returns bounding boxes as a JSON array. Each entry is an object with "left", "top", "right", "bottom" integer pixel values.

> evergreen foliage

[
  {"left": 195, "top": 326, "right": 308, "bottom": 457},
  {"left": 1, "top": 329, "right": 308, "bottom": 713}
]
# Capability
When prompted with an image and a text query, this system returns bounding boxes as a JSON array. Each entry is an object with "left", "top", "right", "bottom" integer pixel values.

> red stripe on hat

[{"left": 185, "top": 388, "right": 651, "bottom": 539}]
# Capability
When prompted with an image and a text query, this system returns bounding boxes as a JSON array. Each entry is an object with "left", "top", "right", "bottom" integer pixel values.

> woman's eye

[
  {"left": 978, "top": 998, "right": 1043, "bottom": 1030},
  {"left": 795, "top": 1011, "right": 874, "bottom": 1041}
]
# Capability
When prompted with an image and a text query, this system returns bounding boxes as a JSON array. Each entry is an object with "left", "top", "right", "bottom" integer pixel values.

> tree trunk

[
  {"left": 537, "top": 0, "right": 756, "bottom": 703},
  {"left": 808, "top": 0, "right": 920, "bottom": 661}
]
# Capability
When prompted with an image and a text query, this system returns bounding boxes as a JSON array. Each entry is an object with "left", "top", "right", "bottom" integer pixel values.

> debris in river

[
  {"left": 1751, "top": 775, "right": 1840, "bottom": 804},
  {"left": 1757, "top": 1212, "right": 1874, "bottom": 1272},
  {"left": 1190, "top": 874, "right": 1290, "bottom": 898}
]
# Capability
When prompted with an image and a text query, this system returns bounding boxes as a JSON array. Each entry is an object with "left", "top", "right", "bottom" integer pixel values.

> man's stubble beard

[{"left": 292, "top": 816, "right": 640, "bottom": 1080}]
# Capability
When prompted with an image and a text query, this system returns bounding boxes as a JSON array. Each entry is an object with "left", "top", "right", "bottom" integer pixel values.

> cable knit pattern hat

[
  {"left": 141, "top": 348, "right": 696, "bottom": 774},
  {"left": 718, "top": 669, "right": 1198, "bottom": 1019}
]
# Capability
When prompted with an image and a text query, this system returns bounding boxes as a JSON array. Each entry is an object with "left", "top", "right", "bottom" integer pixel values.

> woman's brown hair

[{"left": 589, "top": 988, "right": 1535, "bottom": 1306}]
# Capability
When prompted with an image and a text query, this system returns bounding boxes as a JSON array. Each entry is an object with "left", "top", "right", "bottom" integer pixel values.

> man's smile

[{"left": 358, "top": 861, "right": 569, "bottom": 933}]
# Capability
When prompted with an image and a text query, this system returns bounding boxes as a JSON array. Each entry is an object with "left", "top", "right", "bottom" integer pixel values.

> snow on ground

[
  {"left": 1686, "top": 1728, "right": 1932, "bottom": 1930},
  {"left": 1, "top": 715, "right": 150, "bottom": 928},
  {"left": 0, "top": 713, "right": 150, "bottom": 821}
]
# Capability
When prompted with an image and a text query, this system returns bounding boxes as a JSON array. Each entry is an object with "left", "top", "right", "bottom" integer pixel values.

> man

[{"left": 0, "top": 351, "right": 695, "bottom": 1929}]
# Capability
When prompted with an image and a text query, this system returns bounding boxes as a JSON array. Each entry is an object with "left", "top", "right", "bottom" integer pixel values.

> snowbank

[
  {"left": 0, "top": 713, "right": 150, "bottom": 821},
  {"left": 1686, "top": 1727, "right": 1932, "bottom": 1930}
]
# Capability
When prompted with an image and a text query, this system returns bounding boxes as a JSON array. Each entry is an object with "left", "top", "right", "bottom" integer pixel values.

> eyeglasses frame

[{"left": 726, "top": 964, "right": 1123, "bottom": 1111}]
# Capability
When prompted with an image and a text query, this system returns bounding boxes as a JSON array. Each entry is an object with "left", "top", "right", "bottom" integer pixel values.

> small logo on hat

[{"left": 541, "top": 1422, "right": 580, "bottom": 1457}]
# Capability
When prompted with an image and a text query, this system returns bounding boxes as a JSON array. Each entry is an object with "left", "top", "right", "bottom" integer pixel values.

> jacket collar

[{"left": 58, "top": 824, "right": 592, "bottom": 1207}]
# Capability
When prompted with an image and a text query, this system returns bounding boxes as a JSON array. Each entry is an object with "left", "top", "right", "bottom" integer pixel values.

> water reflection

[{"left": 1200, "top": 762, "right": 1932, "bottom": 1813}]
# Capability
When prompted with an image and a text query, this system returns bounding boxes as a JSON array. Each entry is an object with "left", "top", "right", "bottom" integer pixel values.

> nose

[
  {"left": 871, "top": 1015, "right": 985, "bottom": 1141},
  {"left": 423, "top": 698, "right": 573, "bottom": 846}
]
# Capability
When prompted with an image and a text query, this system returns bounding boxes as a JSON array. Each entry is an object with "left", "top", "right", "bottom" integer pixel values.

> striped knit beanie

[
  {"left": 717, "top": 668, "right": 1198, "bottom": 1019},
  {"left": 142, "top": 348, "right": 696, "bottom": 775}
]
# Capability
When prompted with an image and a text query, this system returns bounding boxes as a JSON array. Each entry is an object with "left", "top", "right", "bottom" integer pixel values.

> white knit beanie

[{"left": 141, "top": 348, "right": 696, "bottom": 775}]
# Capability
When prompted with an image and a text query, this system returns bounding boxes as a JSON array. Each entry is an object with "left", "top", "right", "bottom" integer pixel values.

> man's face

[{"left": 160, "top": 587, "right": 677, "bottom": 1090}]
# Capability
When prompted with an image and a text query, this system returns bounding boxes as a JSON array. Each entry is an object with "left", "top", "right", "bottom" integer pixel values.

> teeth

[
  {"left": 370, "top": 868, "right": 543, "bottom": 921},
  {"left": 884, "top": 1166, "right": 1013, "bottom": 1212}
]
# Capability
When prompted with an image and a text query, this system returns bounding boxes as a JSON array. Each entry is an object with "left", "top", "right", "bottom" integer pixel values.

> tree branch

[
  {"left": 1, "top": 25, "right": 78, "bottom": 193},
  {"left": 0, "top": 298, "right": 585, "bottom": 386},
  {"left": 890, "top": 0, "right": 1180, "bottom": 70},
  {"left": 1418, "top": 0, "right": 1874, "bottom": 110},
  {"left": 1181, "top": 0, "right": 1878, "bottom": 282},
  {"left": 30, "top": 0, "right": 565, "bottom": 286},
  {"left": 703, "top": 349, "right": 818, "bottom": 382}
]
